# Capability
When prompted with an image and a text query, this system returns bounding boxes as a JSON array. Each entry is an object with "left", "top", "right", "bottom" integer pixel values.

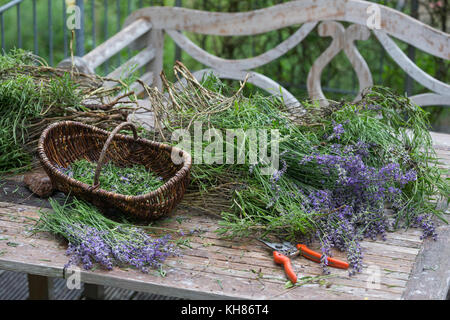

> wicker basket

[{"left": 38, "top": 121, "right": 192, "bottom": 220}]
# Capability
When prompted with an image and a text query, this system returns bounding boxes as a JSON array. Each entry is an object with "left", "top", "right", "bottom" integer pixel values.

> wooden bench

[{"left": 1, "top": 1, "right": 449, "bottom": 300}]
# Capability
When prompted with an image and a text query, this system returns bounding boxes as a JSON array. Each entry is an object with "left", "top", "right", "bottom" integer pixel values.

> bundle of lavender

[
  {"left": 144, "top": 63, "right": 449, "bottom": 275},
  {"left": 33, "top": 159, "right": 176, "bottom": 273},
  {"left": 35, "top": 198, "right": 178, "bottom": 273}
]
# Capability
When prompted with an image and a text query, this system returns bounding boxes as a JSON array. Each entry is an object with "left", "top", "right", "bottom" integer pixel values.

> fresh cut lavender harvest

[
  {"left": 155, "top": 73, "right": 448, "bottom": 276},
  {"left": 35, "top": 198, "right": 178, "bottom": 273}
]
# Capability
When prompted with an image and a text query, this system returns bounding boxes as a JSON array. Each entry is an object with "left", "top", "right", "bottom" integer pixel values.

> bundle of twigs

[{"left": 0, "top": 50, "right": 138, "bottom": 174}]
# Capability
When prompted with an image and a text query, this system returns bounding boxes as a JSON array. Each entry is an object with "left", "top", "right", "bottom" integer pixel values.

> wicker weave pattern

[{"left": 37, "top": 121, "right": 192, "bottom": 220}]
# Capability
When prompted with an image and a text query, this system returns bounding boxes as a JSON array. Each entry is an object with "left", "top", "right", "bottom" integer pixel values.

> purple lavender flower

[
  {"left": 298, "top": 140, "right": 420, "bottom": 275},
  {"left": 333, "top": 123, "right": 345, "bottom": 140},
  {"left": 412, "top": 214, "right": 437, "bottom": 240},
  {"left": 63, "top": 222, "right": 177, "bottom": 273},
  {"left": 55, "top": 164, "right": 73, "bottom": 177},
  {"left": 271, "top": 159, "right": 287, "bottom": 183},
  {"left": 267, "top": 159, "right": 288, "bottom": 208}
]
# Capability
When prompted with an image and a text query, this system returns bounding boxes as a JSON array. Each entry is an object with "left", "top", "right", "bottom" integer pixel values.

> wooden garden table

[{"left": 0, "top": 132, "right": 449, "bottom": 300}]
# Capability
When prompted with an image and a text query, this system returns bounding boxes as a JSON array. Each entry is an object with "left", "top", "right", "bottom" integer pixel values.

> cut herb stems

[
  {"left": 35, "top": 160, "right": 173, "bottom": 272},
  {"left": 57, "top": 159, "right": 165, "bottom": 196},
  {"left": 35, "top": 198, "right": 178, "bottom": 273},
  {"left": 0, "top": 49, "right": 137, "bottom": 175},
  {"left": 145, "top": 63, "right": 449, "bottom": 275}
]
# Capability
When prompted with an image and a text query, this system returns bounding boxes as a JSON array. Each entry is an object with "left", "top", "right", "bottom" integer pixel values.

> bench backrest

[{"left": 70, "top": 0, "right": 450, "bottom": 108}]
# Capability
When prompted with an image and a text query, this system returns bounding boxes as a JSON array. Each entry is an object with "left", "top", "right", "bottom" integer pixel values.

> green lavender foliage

[
  {"left": 159, "top": 75, "right": 449, "bottom": 241},
  {"left": 34, "top": 197, "right": 177, "bottom": 273},
  {"left": 68, "top": 159, "right": 165, "bottom": 196},
  {"left": 0, "top": 49, "right": 82, "bottom": 174},
  {"left": 0, "top": 49, "right": 139, "bottom": 176},
  {"left": 35, "top": 197, "right": 137, "bottom": 244}
]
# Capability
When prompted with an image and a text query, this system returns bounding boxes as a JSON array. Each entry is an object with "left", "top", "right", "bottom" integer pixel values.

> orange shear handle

[
  {"left": 296, "top": 244, "right": 349, "bottom": 269},
  {"left": 273, "top": 251, "right": 298, "bottom": 284}
]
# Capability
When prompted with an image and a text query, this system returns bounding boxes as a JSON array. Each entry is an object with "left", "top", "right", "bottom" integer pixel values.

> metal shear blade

[{"left": 259, "top": 239, "right": 298, "bottom": 256}]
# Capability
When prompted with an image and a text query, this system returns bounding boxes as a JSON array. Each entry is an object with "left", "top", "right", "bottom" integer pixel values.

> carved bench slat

[
  {"left": 124, "top": 1, "right": 449, "bottom": 60},
  {"left": 374, "top": 30, "right": 450, "bottom": 98},
  {"left": 83, "top": 19, "right": 153, "bottom": 70},
  {"left": 166, "top": 22, "right": 317, "bottom": 72},
  {"left": 106, "top": 47, "right": 155, "bottom": 82}
]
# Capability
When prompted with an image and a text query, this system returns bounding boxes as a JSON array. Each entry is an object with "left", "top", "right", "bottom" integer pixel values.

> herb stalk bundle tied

[
  {"left": 0, "top": 49, "right": 138, "bottom": 175},
  {"left": 35, "top": 198, "right": 178, "bottom": 273}
]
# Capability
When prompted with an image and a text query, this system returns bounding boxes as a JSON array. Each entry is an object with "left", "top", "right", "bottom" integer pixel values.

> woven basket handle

[{"left": 92, "top": 122, "right": 138, "bottom": 188}]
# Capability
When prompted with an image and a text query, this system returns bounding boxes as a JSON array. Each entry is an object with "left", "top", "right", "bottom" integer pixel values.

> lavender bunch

[
  {"left": 150, "top": 71, "right": 448, "bottom": 276},
  {"left": 219, "top": 90, "right": 447, "bottom": 275},
  {"left": 296, "top": 127, "right": 421, "bottom": 273},
  {"left": 35, "top": 198, "right": 178, "bottom": 273}
]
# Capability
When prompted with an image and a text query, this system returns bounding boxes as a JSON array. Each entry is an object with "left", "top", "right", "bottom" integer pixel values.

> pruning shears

[{"left": 258, "top": 239, "right": 349, "bottom": 284}]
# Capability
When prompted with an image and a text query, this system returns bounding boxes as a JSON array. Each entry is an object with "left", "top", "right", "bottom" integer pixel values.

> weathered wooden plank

[
  {"left": 0, "top": 219, "right": 413, "bottom": 294},
  {"left": 106, "top": 47, "right": 155, "bottom": 82},
  {"left": 0, "top": 199, "right": 421, "bottom": 279},
  {"left": 183, "top": 239, "right": 416, "bottom": 275},
  {"left": 173, "top": 240, "right": 415, "bottom": 278},
  {"left": 0, "top": 200, "right": 410, "bottom": 300},
  {"left": 83, "top": 283, "right": 105, "bottom": 300},
  {"left": 116, "top": 1, "right": 449, "bottom": 109},
  {"left": 0, "top": 213, "right": 416, "bottom": 284},
  {"left": 127, "top": 100, "right": 155, "bottom": 131},
  {"left": 166, "top": 216, "right": 425, "bottom": 250},
  {"left": 76, "top": 253, "right": 403, "bottom": 300},
  {"left": 0, "top": 255, "right": 63, "bottom": 279},
  {"left": 27, "top": 274, "right": 54, "bottom": 300},
  {"left": 166, "top": 22, "right": 317, "bottom": 72},
  {"left": 358, "top": 236, "right": 421, "bottom": 249},
  {"left": 402, "top": 224, "right": 450, "bottom": 300},
  {"left": 0, "top": 209, "right": 420, "bottom": 300},
  {"left": 83, "top": 19, "right": 152, "bottom": 70},
  {"left": 149, "top": 217, "right": 423, "bottom": 269}
]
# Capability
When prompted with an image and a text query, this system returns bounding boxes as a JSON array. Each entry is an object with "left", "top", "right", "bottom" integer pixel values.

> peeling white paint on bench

[
  {"left": 374, "top": 30, "right": 450, "bottom": 98},
  {"left": 307, "top": 21, "right": 373, "bottom": 106},
  {"left": 62, "top": 0, "right": 449, "bottom": 111},
  {"left": 166, "top": 22, "right": 318, "bottom": 72},
  {"left": 83, "top": 19, "right": 153, "bottom": 70},
  {"left": 124, "top": 1, "right": 449, "bottom": 60}
]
